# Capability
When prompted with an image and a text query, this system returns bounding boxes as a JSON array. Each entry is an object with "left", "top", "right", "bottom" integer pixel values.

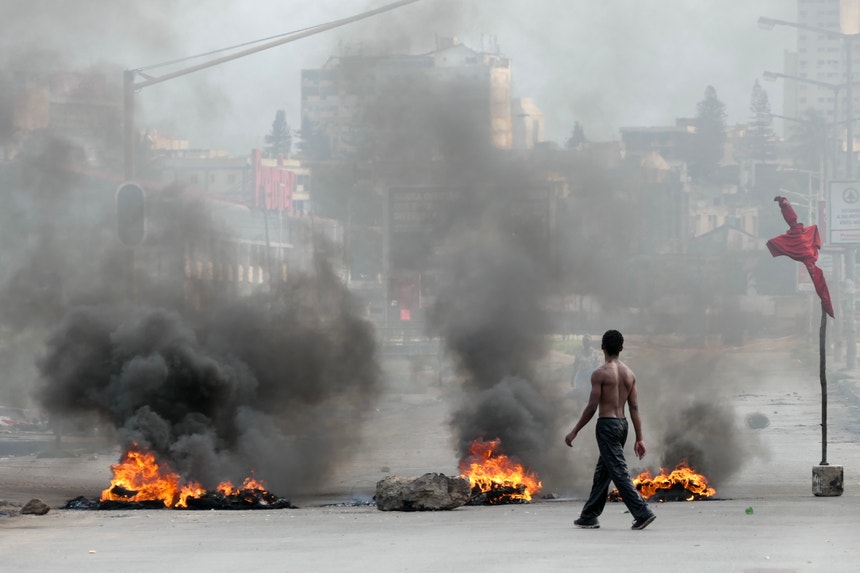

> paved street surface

[
  {"left": 1, "top": 342, "right": 859, "bottom": 572},
  {"left": 0, "top": 494, "right": 857, "bottom": 572}
]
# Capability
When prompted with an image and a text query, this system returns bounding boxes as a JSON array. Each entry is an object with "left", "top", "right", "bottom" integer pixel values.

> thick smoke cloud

[
  {"left": 427, "top": 212, "right": 561, "bottom": 475},
  {"left": 345, "top": 40, "right": 764, "bottom": 492},
  {"left": 36, "top": 261, "right": 381, "bottom": 493},
  {"left": 1, "top": 0, "right": 787, "bottom": 499},
  {"left": 632, "top": 348, "right": 766, "bottom": 489},
  {"left": 2, "top": 131, "right": 381, "bottom": 495},
  {"left": 661, "top": 401, "right": 744, "bottom": 486},
  {"left": 352, "top": 66, "right": 575, "bottom": 481}
]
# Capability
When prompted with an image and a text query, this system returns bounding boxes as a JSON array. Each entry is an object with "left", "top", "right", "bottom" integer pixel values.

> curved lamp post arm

[{"left": 124, "top": 0, "right": 423, "bottom": 178}]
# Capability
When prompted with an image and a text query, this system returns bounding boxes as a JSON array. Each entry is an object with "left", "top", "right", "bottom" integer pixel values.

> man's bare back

[
  {"left": 592, "top": 358, "right": 636, "bottom": 419},
  {"left": 565, "top": 346, "right": 645, "bottom": 460}
]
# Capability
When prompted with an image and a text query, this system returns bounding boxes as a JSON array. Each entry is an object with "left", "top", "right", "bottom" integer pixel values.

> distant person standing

[
  {"left": 564, "top": 329, "right": 656, "bottom": 530},
  {"left": 569, "top": 335, "right": 601, "bottom": 398}
]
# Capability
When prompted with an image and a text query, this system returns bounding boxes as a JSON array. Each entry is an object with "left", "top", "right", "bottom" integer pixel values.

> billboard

[{"left": 828, "top": 180, "right": 860, "bottom": 245}]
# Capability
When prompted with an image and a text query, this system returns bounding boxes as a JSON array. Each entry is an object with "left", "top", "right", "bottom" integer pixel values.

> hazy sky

[{"left": 3, "top": 0, "right": 797, "bottom": 154}]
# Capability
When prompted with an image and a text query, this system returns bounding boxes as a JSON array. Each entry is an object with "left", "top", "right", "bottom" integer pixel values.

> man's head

[
  {"left": 582, "top": 335, "right": 592, "bottom": 350},
  {"left": 602, "top": 329, "right": 623, "bottom": 356}
]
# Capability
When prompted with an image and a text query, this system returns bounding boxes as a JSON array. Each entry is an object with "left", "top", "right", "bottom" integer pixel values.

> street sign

[{"left": 827, "top": 180, "right": 860, "bottom": 245}]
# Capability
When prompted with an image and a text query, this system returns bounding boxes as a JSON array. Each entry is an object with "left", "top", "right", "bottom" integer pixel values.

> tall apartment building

[
  {"left": 300, "top": 37, "right": 512, "bottom": 159},
  {"left": 781, "top": 0, "right": 860, "bottom": 172},
  {"left": 6, "top": 71, "right": 121, "bottom": 161}
]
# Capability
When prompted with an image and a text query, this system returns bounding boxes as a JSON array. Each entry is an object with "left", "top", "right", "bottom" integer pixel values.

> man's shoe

[
  {"left": 574, "top": 517, "right": 600, "bottom": 529},
  {"left": 631, "top": 514, "right": 656, "bottom": 530}
]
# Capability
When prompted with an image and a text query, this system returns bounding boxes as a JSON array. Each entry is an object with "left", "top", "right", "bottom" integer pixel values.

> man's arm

[
  {"left": 628, "top": 381, "right": 646, "bottom": 459},
  {"left": 564, "top": 371, "right": 601, "bottom": 447}
]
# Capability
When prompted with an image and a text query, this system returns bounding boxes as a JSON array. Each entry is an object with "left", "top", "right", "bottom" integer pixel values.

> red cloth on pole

[{"left": 766, "top": 197, "right": 834, "bottom": 317}]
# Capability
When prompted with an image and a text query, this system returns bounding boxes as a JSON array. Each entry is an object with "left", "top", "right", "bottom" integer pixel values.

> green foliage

[
  {"left": 264, "top": 110, "right": 292, "bottom": 159},
  {"left": 565, "top": 121, "right": 587, "bottom": 149},
  {"left": 746, "top": 80, "right": 776, "bottom": 162}
]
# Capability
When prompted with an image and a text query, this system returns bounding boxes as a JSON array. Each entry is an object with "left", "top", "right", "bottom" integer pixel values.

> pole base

[{"left": 812, "top": 465, "right": 844, "bottom": 496}]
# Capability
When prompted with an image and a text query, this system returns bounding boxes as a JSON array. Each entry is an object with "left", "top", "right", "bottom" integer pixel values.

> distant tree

[
  {"left": 264, "top": 110, "right": 292, "bottom": 158},
  {"left": 565, "top": 121, "right": 587, "bottom": 149},
  {"left": 746, "top": 80, "right": 776, "bottom": 162},
  {"left": 687, "top": 85, "right": 727, "bottom": 180},
  {"left": 296, "top": 118, "right": 330, "bottom": 160}
]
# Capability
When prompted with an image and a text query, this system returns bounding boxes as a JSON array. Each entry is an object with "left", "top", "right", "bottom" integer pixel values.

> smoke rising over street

[
  {"left": 36, "top": 272, "right": 381, "bottom": 493},
  {"left": 3, "top": 133, "right": 382, "bottom": 494},
  {"left": 0, "top": 0, "right": 818, "bottom": 502}
]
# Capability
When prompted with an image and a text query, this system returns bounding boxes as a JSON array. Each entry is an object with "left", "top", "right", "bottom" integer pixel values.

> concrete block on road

[{"left": 812, "top": 465, "right": 843, "bottom": 496}]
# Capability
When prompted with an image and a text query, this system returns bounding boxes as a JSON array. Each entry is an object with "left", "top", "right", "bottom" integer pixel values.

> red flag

[{"left": 766, "top": 197, "right": 834, "bottom": 317}]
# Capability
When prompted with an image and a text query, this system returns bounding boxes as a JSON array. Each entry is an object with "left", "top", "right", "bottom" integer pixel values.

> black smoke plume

[
  {"left": 1, "top": 130, "right": 381, "bottom": 494},
  {"left": 660, "top": 401, "right": 743, "bottom": 486},
  {"left": 36, "top": 257, "right": 381, "bottom": 493},
  {"left": 351, "top": 67, "right": 574, "bottom": 480},
  {"left": 427, "top": 205, "right": 561, "bottom": 474},
  {"left": 329, "top": 36, "right": 645, "bottom": 488},
  {"left": 633, "top": 349, "right": 766, "bottom": 489}
]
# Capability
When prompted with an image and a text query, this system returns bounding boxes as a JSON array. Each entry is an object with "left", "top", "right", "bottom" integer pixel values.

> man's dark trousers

[{"left": 580, "top": 417, "right": 653, "bottom": 522}]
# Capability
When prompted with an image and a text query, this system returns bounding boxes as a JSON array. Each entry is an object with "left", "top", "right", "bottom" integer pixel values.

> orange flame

[
  {"left": 100, "top": 444, "right": 263, "bottom": 508},
  {"left": 618, "top": 461, "right": 715, "bottom": 501},
  {"left": 217, "top": 476, "right": 267, "bottom": 496},
  {"left": 459, "top": 438, "right": 542, "bottom": 502}
]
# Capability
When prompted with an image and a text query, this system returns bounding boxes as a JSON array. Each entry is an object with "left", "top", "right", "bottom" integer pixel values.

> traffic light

[{"left": 116, "top": 182, "right": 146, "bottom": 247}]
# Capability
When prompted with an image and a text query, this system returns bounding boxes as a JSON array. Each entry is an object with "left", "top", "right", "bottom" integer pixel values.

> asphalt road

[
  {"left": 2, "top": 343, "right": 859, "bottom": 573},
  {"left": 0, "top": 493, "right": 856, "bottom": 573}
]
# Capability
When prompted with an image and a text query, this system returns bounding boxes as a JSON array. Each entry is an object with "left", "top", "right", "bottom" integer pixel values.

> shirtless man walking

[{"left": 564, "top": 329, "right": 656, "bottom": 530}]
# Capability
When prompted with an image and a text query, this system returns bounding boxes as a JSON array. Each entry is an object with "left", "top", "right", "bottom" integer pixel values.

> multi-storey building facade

[
  {"left": 6, "top": 71, "right": 121, "bottom": 162},
  {"left": 300, "top": 37, "right": 513, "bottom": 159}
]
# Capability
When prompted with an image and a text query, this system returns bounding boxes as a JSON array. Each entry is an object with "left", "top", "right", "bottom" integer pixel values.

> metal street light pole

[{"left": 758, "top": 17, "right": 858, "bottom": 179}]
